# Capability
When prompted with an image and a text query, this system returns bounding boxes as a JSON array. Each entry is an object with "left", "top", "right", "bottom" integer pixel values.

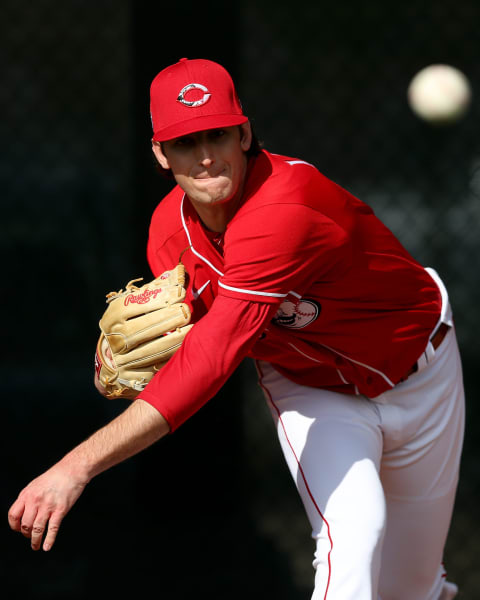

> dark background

[{"left": 2, "top": 1, "right": 479, "bottom": 598}]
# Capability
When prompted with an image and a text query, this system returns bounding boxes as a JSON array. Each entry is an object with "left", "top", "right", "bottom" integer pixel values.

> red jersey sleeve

[
  {"left": 219, "top": 203, "right": 353, "bottom": 303},
  {"left": 137, "top": 296, "right": 277, "bottom": 431}
]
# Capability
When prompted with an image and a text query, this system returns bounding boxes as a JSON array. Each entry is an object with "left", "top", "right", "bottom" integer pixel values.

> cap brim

[{"left": 152, "top": 114, "right": 248, "bottom": 142}]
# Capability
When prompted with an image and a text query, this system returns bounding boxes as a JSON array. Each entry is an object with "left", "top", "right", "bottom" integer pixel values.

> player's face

[{"left": 152, "top": 123, "right": 252, "bottom": 209}]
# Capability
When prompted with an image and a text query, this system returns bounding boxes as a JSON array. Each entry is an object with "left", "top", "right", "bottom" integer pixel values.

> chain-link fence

[{"left": 2, "top": 1, "right": 479, "bottom": 598}]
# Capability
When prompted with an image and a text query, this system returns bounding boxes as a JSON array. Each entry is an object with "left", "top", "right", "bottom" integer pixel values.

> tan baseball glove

[{"left": 95, "top": 263, "right": 193, "bottom": 399}]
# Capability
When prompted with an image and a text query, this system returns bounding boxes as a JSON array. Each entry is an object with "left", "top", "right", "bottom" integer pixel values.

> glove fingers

[
  {"left": 105, "top": 304, "right": 191, "bottom": 354},
  {"left": 114, "top": 324, "right": 193, "bottom": 369}
]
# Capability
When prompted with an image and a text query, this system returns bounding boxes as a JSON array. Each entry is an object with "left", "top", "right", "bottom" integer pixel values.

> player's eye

[
  {"left": 173, "top": 136, "right": 194, "bottom": 148},
  {"left": 209, "top": 128, "right": 226, "bottom": 140}
]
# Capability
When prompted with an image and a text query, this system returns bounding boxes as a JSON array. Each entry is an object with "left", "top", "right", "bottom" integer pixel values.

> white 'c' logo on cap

[{"left": 177, "top": 83, "right": 211, "bottom": 107}]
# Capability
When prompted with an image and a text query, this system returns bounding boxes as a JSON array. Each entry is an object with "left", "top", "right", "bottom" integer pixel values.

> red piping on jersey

[{"left": 255, "top": 360, "right": 333, "bottom": 599}]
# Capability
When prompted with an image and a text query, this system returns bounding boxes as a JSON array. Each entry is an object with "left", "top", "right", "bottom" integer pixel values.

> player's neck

[{"left": 193, "top": 205, "right": 232, "bottom": 233}]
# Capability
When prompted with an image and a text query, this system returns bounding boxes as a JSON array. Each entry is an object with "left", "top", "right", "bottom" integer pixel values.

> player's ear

[
  {"left": 239, "top": 121, "right": 252, "bottom": 152},
  {"left": 152, "top": 141, "right": 170, "bottom": 169}
]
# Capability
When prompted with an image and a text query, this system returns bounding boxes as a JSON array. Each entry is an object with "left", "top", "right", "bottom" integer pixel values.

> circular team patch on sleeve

[{"left": 272, "top": 299, "right": 321, "bottom": 329}]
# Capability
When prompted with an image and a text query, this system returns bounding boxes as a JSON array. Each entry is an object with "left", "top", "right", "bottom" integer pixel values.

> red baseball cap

[{"left": 150, "top": 58, "right": 248, "bottom": 142}]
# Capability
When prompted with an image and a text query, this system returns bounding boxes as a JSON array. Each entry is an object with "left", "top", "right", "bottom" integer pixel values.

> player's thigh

[
  {"left": 257, "top": 361, "right": 386, "bottom": 549},
  {"left": 377, "top": 329, "right": 465, "bottom": 599}
]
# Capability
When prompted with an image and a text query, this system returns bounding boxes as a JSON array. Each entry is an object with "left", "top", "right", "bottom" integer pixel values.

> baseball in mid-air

[{"left": 407, "top": 64, "right": 472, "bottom": 124}]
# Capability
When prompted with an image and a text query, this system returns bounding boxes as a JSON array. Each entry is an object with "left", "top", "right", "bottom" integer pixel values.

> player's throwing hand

[{"left": 8, "top": 463, "right": 88, "bottom": 551}]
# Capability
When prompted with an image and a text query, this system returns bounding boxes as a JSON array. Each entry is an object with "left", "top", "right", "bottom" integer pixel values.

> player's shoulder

[
  {"left": 267, "top": 150, "right": 317, "bottom": 172},
  {"left": 149, "top": 184, "right": 184, "bottom": 235},
  {"left": 253, "top": 150, "right": 337, "bottom": 196},
  {"left": 258, "top": 149, "right": 317, "bottom": 178},
  {"left": 147, "top": 184, "right": 190, "bottom": 270},
  {"left": 240, "top": 150, "right": 337, "bottom": 216}
]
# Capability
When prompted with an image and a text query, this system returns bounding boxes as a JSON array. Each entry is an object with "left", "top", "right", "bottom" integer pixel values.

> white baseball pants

[{"left": 257, "top": 322, "right": 464, "bottom": 600}]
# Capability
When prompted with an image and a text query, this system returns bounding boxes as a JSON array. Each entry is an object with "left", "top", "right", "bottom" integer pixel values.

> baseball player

[{"left": 8, "top": 58, "right": 464, "bottom": 600}]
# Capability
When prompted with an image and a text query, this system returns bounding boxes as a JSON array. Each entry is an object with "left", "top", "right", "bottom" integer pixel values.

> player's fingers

[
  {"left": 42, "top": 512, "right": 65, "bottom": 552},
  {"left": 19, "top": 505, "right": 39, "bottom": 539},
  {"left": 7, "top": 498, "right": 26, "bottom": 532},
  {"left": 30, "top": 512, "right": 51, "bottom": 551}
]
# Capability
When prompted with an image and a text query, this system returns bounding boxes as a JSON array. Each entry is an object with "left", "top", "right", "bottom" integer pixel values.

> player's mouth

[{"left": 194, "top": 168, "right": 227, "bottom": 180}]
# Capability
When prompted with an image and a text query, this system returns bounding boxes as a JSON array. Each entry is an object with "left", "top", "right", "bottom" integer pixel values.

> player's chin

[{"left": 192, "top": 183, "right": 234, "bottom": 204}]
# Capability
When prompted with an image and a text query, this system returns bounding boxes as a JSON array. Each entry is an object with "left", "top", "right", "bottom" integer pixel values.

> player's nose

[{"left": 197, "top": 144, "right": 215, "bottom": 167}]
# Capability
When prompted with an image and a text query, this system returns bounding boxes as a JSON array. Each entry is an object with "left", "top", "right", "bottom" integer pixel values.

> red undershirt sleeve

[{"left": 137, "top": 295, "right": 278, "bottom": 432}]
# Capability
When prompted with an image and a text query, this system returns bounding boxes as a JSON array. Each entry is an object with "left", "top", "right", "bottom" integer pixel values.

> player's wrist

[{"left": 57, "top": 447, "right": 98, "bottom": 485}]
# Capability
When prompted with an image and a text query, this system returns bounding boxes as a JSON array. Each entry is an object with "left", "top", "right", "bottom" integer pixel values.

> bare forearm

[
  {"left": 60, "top": 399, "right": 170, "bottom": 483},
  {"left": 8, "top": 399, "right": 169, "bottom": 551}
]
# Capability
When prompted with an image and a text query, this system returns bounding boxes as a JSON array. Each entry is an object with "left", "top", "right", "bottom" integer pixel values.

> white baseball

[{"left": 407, "top": 64, "right": 472, "bottom": 124}]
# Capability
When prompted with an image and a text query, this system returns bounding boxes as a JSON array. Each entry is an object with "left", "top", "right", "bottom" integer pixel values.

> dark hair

[{"left": 152, "top": 125, "right": 263, "bottom": 180}]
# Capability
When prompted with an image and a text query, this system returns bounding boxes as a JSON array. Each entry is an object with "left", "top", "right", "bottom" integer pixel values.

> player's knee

[
  {"left": 312, "top": 494, "right": 386, "bottom": 573},
  {"left": 380, "top": 570, "right": 442, "bottom": 600},
  {"left": 312, "top": 523, "right": 384, "bottom": 600}
]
